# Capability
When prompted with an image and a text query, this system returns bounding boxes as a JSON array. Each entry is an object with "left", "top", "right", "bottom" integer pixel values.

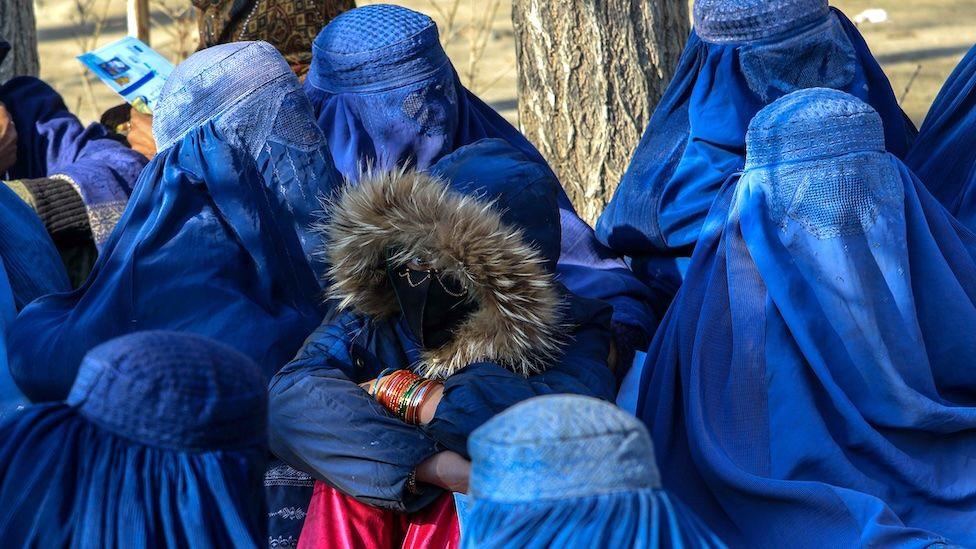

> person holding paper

[
  {"left": 0, "top": 38, "right": 147, "bottom": 285},
  {"left": 114, "top": 0, "right": 356, "bottom": 163}
]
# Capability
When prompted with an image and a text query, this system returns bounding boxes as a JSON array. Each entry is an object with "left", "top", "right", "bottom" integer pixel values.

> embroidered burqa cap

[
  {"left": 462, "top": 395, "right": 726, "bottom": 548},
  {"left": 0, "top": 330, "right": 268, "bottom": 546},
  {"left": 68, "top": 330, "right": 268, "bottom": 449},
  {"left": 694, "top": 0, "right": 830, "bottom": 43}
]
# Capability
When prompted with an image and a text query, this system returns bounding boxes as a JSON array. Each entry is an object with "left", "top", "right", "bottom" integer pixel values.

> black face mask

[{"left": 387, "top": 259, "right": 476, "bottom": 349}]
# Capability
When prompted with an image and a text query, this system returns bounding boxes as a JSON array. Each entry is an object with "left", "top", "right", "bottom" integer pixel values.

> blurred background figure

[
  {"left": 0, "top": 330, "right": 269, "bottom": 547},
  {"left": 194, "top": 0, "right": 354, "bottom": 80},
  {"left": 463, "top": 394, "right": 725, "bottom": 548}
]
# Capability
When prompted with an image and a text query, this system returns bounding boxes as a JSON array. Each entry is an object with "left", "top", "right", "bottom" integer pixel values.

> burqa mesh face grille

[{"left": 153, "top": 41, "right": 323, "bottom": 157}]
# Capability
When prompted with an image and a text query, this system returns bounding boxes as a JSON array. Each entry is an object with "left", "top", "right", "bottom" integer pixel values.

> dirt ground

[{"left": 31, "top": 0, "right": 976, "bottom": 128}]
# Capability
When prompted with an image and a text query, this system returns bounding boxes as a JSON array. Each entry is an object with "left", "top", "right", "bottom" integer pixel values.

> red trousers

[{"left": 298, "top": 481, "right": 460, "bottom": 549}]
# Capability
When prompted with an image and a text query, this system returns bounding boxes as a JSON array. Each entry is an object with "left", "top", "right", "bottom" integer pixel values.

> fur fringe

[{"left": 318, "top": 166, "right": 566, "bottom": 379}]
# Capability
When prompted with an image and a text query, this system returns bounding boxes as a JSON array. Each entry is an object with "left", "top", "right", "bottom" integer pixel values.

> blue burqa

[
  {"left": 637, "top": 88, "right": 976, "bottom": 547},
  {"left": 906, "top": 44, "right": 976, "bottom": 232},
  {"left": 596, "top": 0, "right": 917, "bottom": 262},
  {"left": 303, "top": 4, "right": 666, "bottom": 347},
  {"left": 0, "top": 331, "right": 268, "bottom": 547},
  {"left": 464, "top": 395, "right": 726, "bottom": 548},
  {"left": 0, "top": 180, "right": 69, "bottom": 309},
  {"left": 8, "top": 42, "right": 341, "bottom": 402}
]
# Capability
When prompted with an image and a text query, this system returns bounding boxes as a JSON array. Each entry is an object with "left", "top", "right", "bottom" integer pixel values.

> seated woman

[
  {"left": 123, "top": 0, "right": 356, "bottom": 162},
  {"left": 0, "top": 330, "right": 268, "bottom": 546},
  {"left": 464, "top": 395, "right": 726, "bottom": 548},
  {"left": 269, "top": 138, "right": 617, "bottom": 548},
  {"left": 639, "top": 88, "right": 976, "bottom": 546},
  {"left": 8, "top": 41, "right": 341, "bottom": 403},
  {"left": 597, "top": 0, "right": 917, "bottom": 267},
  {"left": 0, "top": 37, "right": 147, "bottom": 283},
  {"left": 906, "top": 44, "right": 976, "bottom": 232},
  {"left": 304, "top": 4, "right": 665, "bottom": 372}
]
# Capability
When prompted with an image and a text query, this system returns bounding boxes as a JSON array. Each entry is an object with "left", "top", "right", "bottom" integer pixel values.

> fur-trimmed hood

[{"left": 321, "top": 139, "right": 566, "bottom": 379}]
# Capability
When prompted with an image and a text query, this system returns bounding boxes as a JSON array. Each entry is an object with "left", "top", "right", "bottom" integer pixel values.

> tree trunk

[
  {"left": 0, "top": 0, "right": 39, "bottom": 84},
  {"left": 511, "top": 0, "right": 688, "bottom": 225},
  {"left": 127, "top": 0, "right": 152, "bottom": 44}
]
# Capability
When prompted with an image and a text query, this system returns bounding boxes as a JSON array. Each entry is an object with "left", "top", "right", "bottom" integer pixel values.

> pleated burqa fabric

[
  {"left": 0, "top": 257, "right": 27, "bottom": 420},
  {"left": 8, "top": 42, "right": 340, "bottom": 402},
  {"left": 463, "top": 395, "right": 726, "bottom": 548},
  {"left": 596, "top": 0, "right": 916, "bottom": 265},
  {"left": 907, "top": 44, "right": 976, "bottom": 232},
  {"left": 0, "top": 331, "right": 268, "bottom": 547},
  {"left": 637, "top": 88, "right": 976, "bottom": 547}
]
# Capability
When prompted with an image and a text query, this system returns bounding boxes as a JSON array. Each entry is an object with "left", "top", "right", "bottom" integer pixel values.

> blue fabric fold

[
  {"left": 0, "top": 331, "right": 268, "bottom": 547},
  {"left": 0, "top": 180, "right": 69, "bottom": 309},
  {"left": 305, "top": 4, "right": 665, "bottom": 357},
  {"left": 596, "top": 7, "right": 916, "bottom": 261},
  {"left": 637, "top": 89, "right": 976, "bottom": 547},
  {"left": 907, "top": 44, "right": 976, "bottom": 232},
  {"left": 0, "top": 257, "right": 26, "bottom": 421}
]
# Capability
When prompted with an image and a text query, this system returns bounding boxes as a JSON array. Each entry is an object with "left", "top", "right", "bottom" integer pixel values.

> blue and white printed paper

[{"left": 78, "top": 37, "right": 174, "bottom": 114}]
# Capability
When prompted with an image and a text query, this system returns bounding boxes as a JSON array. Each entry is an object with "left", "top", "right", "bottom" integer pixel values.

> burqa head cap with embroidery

[
  {"left": 694, "top": 0, "right": 830, "bottom": 44},
  {"left": 311, "top": 4, "right": 450, "bottom": 93},
  {"left": 67, "top": 330, "right": 267, "bottom": 450}
]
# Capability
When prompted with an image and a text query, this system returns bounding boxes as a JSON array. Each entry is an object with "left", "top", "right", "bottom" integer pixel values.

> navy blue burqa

[
  {"left": 0, "top": 331, "right": 268, "bottom": 547},
  {"left": 906, "top": 44, "right": 976, "bottom": 232},
  {"left": 597, "top": 0, "right": 916, "bottom": 263},
  {"left": 304, "top": 4, "right": 666, "bottom": 350},
  {"left": 637, "top": 88, "right": 976, "bottom": 547},
  {"left": 8, "top": 42, "right": 340, "bottom": 402}
]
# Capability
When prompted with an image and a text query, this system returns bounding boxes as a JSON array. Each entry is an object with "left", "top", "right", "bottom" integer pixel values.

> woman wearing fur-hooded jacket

[{"left": 269, "top": 139, "right": 616, "bottom": 547}]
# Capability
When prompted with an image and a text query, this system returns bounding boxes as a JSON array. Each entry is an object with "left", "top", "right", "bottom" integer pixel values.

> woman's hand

[
  {"left": 0, "top": 103, "right": 18, "bottom": 174},
  {"left": 359, "top": 378, "right": 376, "bottom": 394},
  {"left": 128, "top": 107, "right": 157, "bottom": 160},
  {"left": 417, "top": 383, "right": 444, "bottom": 425},
  {"left": 415, "top": 450, "right": 471, "bottom": 494}
]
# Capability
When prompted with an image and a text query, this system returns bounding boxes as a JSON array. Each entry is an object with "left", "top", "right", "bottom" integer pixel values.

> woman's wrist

[
  {"left": 367, "top": 369, "right": 444, "bottom": 425},
  {"left": 415, "top": 451, "right": 471, "bottom": 494},
  {"left": 417, "top": 383, "right": 444, "bottom": 425}
]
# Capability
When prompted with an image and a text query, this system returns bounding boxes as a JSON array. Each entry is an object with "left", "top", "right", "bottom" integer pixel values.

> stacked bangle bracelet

[{"left": 372, "top": 369, "right": 441, "bottom": 425}]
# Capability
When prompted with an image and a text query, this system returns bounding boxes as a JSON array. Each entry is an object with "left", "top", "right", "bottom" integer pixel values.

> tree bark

[
  {"left": 127, "top": 0, "right": 152, "bottom": 44},
  {"left": 511, "top": 0, "right": 689, "bottom": 224},
  {"left": 0, "top": 0, "right": 39, "bottom": 84}
]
